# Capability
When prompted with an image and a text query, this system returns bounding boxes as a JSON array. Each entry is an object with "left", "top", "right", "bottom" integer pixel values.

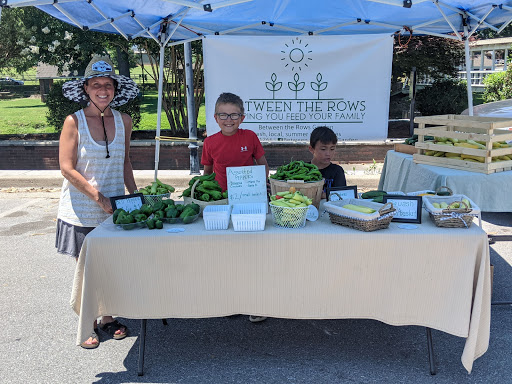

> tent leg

[
  {"left": 464, "top": 24, "right": 474, "bottom": 116},
  {"left": 184, "top": 42, "right": 200, "bottom": 175},
  {"left": 154, "top": 40, "right": 166, "bottom": 181}
]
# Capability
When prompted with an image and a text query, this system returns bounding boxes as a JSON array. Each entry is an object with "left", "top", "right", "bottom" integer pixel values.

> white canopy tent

[{"left": 3, "top": 0, "right": 512, "bottom": 175}]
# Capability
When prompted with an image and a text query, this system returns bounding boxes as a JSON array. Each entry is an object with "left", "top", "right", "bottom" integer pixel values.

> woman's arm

[
  {"left": 122, "top": 113, "right": 137, "bottom": 194},
  {"left": 59, "top": 114, "right": 113, "bottom": 214}
]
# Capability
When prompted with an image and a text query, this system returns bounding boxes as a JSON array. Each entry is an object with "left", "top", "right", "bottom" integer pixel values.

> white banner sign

[{"left": 203, "top": 34, "right": 393, "bottom": 142}]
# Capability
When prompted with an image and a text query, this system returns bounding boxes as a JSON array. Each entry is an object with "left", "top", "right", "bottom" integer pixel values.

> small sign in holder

[
  {"left": 110, "top": 193, "right": 145, "bottom": 212},
  {"left": 226, "top": 165, "right": 268, "bottom": 210},
  {"left": 327, "top": 185, "right": 357, "bottom": 201},
  {"left": 383, "top": 195, "right": 422, "bottom": 224}
]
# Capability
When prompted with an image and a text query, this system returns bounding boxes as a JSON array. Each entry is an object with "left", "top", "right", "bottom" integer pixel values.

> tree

[
  {"left": 138, "top": 38, "right": 204, "bottom": 135},
  {"left": 0, "top": 7, "right": 134, "bottom": 76},
  {"left": 0, "top": 8, "right": 34, "bottom": 72},
  {"left": 392, "top": 35, "right": 465, "bottom": 83}
]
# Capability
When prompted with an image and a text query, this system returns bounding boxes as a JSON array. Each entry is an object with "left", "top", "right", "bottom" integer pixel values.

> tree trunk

[{"left": 116, "top": 47, "right": 131, "bottom": 77}]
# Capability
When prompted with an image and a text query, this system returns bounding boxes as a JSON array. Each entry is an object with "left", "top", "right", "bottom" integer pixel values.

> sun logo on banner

[{"left": 281, "top": 38, "right": 313, "bottom": 71}]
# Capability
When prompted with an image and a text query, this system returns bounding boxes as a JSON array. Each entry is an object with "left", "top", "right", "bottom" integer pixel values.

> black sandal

[
  {"left": 80, "top": 328, "right": 100, "bottom": 349},
  {"left": 100, "top": 320, "right": 128, "bottom": 340}
]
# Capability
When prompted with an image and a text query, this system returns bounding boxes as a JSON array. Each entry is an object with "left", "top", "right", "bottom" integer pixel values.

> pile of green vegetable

[
  {"left": 181, "top": 173, "right": 228, "bottom": 202},
  {"left": 404, "top": 134, "right": 435, "bottom": 146},
  {"left": 360, "top": 190, "right": 388, "bottom": 203},
  {"left": 112, "top": 200, "right": 200, "bottom": 230},
  {"left": 136, "top": 178, "right": 175, "bottom": 195},
  {"left": 270, "top": 160, "right": 323, "bottom": 181}
]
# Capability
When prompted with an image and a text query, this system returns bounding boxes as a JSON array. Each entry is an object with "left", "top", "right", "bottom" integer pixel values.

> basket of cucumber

[
  {"left": 423, "top": 194, "right": 480, "bottom": 228},
  {"left": 324, "top": 197, "right": 396, "bottom": 232}
]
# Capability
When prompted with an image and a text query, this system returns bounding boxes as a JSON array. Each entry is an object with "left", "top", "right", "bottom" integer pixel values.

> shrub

[
  {"left": 483, "top": 69, "right": 511, "bottom": 102},
  {"left": 415, "top": 79, "right": 468, "bottom": 116},
  {"left": 45, "top": 81, "right": 81, "bottom": 130},
  {"left": 45, "top": 80, "right": 141, "bottom": 132}
]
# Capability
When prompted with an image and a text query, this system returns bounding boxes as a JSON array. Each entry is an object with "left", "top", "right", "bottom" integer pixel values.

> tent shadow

[{"left": 482, "top": 212, "right": 512, "bottom": 229}]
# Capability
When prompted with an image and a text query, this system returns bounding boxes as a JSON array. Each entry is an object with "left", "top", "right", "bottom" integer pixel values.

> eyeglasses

[{"left": 216, "top": 113, "right": 242, "bottom": 120}]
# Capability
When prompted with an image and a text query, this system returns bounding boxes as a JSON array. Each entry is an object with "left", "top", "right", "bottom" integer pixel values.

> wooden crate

[
  {"left": 413, "top": 115, "right": 512, "bottom": 174},
  {"left": 394, "top": 142, "right": 418, "bottom": 155}
]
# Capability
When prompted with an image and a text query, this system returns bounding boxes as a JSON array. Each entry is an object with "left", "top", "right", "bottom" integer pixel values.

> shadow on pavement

[{"left": 90, "top": 315, "right": 505, "bottom": 383}]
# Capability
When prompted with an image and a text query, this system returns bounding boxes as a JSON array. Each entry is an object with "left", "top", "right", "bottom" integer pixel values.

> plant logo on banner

[{"left": 203, "top": 35, "right": 393, "bottom": 141}]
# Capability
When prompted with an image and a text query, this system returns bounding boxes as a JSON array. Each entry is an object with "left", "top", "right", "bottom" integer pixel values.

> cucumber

[{"left": 361, "top": 190, "right": 387, "bottom": 199}]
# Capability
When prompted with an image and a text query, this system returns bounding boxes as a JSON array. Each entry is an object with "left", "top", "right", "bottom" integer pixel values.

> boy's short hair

[
  {"left": 215, "top": 92, "right": 245, "bottom": 114},
  {"left": 310, "top": 126, "right": 337, "bottom": 148}
]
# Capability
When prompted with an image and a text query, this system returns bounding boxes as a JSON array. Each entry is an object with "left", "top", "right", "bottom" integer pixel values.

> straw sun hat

[{"left": 62, "top": 54, "right": 139, "bottom": 107}]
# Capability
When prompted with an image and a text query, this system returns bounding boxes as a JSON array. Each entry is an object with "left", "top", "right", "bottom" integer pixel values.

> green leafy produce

[
  {"left": 270, "top": 160, "right": 322, "bottom": 181},
  {"left": 180, "top": 173, "right": 226, "bottom": 202},
  {"left": 136, "top": 178, "right": 175, "bottom": 195}
]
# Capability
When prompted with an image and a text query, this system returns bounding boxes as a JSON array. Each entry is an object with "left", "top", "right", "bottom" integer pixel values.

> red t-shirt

[{"left": 201, "top": 129, "right": 265, "bottom": 191}]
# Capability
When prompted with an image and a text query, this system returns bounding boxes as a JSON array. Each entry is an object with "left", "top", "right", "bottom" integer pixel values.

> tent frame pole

[
  {"left": 464, "top": 22, "right": 474, "bottom": 116},
  {"left": 154, "top": 32, "right": 167, "bottom": 181},
  {"left": 184, "top": 42, "right": 201, "bottom": 175}
]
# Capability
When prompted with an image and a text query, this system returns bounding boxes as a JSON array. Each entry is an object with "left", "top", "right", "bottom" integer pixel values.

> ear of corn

[{"left": 342, "top": 204, "right": 376, "bottom": 214}]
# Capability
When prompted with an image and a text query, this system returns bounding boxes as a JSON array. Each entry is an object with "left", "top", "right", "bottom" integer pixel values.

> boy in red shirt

[
  {"left": 201, "top": 92, "right": 269, "bottom": 323},
  {"left": 201, "top": 92, "right": 269, "bottom": 191}
]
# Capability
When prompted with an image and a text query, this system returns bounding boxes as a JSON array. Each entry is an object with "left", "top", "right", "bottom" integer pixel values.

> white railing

[{"left": 458, "top": 70, "right": 504, "bottom": 88}]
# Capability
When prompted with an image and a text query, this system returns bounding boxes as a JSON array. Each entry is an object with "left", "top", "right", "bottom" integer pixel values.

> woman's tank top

[{"left": 57, "top": 109, "right": 126, "bottom": 227}]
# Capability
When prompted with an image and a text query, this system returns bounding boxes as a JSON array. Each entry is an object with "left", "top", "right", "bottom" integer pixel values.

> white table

[
  {"left": 378, "top": 150, "right": 512, "bottom": 212},
  {"left": 72, "top": 209, "right": 491, "bottom": 374}
]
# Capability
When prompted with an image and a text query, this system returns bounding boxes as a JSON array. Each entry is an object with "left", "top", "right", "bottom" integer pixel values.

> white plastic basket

[
  {"left": 231, "top": 203, "right": 267, "bottom": 232},
  {"left": 203, "top": 205, "right": 232, "bottom": 230}
]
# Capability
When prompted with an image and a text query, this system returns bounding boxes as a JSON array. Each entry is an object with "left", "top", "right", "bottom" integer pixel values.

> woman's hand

[{"left": 97, "top": 193, "right": 113, "bottom": 214}]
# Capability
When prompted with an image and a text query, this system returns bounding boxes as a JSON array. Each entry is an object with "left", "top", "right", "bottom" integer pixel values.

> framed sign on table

[
  {"left": 382, "top": 195, "right": 422, "bottom": 224},
  {"left": 109, "top": 193, "right": 145, "bottom": 212},
  {"left": 327, "top": 186, "right": 358, "bottom": 201}
]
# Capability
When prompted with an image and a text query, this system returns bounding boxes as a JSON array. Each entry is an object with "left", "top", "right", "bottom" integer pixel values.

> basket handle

[
  {"left": 442, "top": 199, "right": 470, "bottom": 212},
  {"left": 328, "top": 192, "right": 344, "bottom": 202},
  {"left": 378, "top": 202, "right": 394, "bottom": 215},
  {"left": 435, "top": 186, "right": 453, "bottom": 196},
  {"left": 191, "top": 178, "right": 201, "bottom": 200}
]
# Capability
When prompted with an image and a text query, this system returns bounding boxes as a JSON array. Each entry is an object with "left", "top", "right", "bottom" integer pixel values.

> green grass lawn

[
  {"left": 138, "top": 92, "right": 206, "bottom": 130},
  {"left": 0, "top": 87, "right": 486, "bottom": 135},
  {"left": 0, "top": 90, "right": 206, "bottom": 134},
  {"left": 0, "top": 97, "right": 53, "bottom": 134}
]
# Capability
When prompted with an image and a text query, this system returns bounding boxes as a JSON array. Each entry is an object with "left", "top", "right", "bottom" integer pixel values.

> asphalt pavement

[{"left": 0, "top": 171, "right": 511, "bottom": 384}]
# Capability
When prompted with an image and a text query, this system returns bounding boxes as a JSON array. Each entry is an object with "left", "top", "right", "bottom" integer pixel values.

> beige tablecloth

[
  {"left": 378, "top": 150, "right": 512, "bottom": 212},
  {"left": 71, "top": 208, "right": 490, "bottom": 373}
]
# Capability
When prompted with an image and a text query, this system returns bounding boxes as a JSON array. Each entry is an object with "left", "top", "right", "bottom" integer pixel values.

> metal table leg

[
  {"left": 137, "top": 319, "right": 147, "bottom": 376},
  {"left": 426, "top": 327, "right": 436, "bottom": 375}
]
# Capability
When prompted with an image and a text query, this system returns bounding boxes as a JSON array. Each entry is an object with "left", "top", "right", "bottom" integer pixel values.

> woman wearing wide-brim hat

[{"left": 56, "top": 54, "right": 139, "bottom": 349}]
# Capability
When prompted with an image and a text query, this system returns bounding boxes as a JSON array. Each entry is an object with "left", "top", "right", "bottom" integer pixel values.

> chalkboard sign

[
  {"left": 383, "top": 195, "right": 422, "bottom": 224},
  {"left": 226, "top": 165, "right": 268, "bottom": 207},
  {"left": 327, "top": 186, "right": 357, "bottom": 201},
  {"left": 110, "top": 193, "right": 145, "bottom": 212}
]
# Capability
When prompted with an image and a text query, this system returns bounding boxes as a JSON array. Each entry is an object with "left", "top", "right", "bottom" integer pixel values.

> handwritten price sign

[{"left": 383, "top": 195, "right": 422, "bottom": 224}]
